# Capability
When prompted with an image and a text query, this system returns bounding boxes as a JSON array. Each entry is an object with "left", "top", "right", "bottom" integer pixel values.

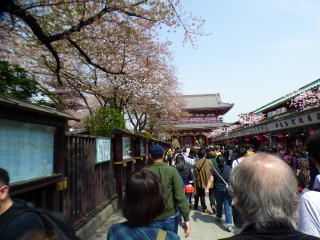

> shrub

[
  {"left": 138, "top": 131, "right": 157, "bottom": 139},
  {"left": 84, "top": 108, "right": 125, "bottom": 137}
]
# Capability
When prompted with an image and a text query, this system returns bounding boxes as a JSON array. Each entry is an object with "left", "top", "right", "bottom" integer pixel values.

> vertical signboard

[
  {"left": 96, "top": 137, "right": 111, "bottom": 163},
  {"left": 140, "top": 139, "right": 146, "bottom": 155},
  {"left": 122, "top": 137, "right": 132, "bottom": 159}
]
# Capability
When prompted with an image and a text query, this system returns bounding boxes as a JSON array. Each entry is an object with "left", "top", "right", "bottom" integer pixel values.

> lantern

[{"left": 309, "top": 129, "right": 317, "bottom": 135}]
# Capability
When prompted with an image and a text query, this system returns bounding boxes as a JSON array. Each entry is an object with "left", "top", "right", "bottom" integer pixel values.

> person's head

[
  {"left": 208, "top": 151, "right": 217, "bottom": 158},
  {"left": 0, "top": 168, "right": 10, "bottom": 202},
  {"left": 188, "top": 148, "right": 197, "bottom": 159},
  {"left": 197, "top": 148, "right": 206, "bottom": 159},
  {"left": 216, "top": 155, "right": 226, "bottom": 169},
  {"left": 234, "top": 147, "right": 247, "bottom": 159},
  {"left": 300, "top": 150, "right": 307, "bottom": 158},
  {"left": 149, "top": 144, "right": 165, "bottom": 161},
  {"left": 230, "top": 153, "right": 298, "bottom": 230},
  {"left": 307, "top": 130, "right": 320, "bottom": 168},
  {"left": 123, "top": 170, "right": 164, "bottom": 226},
  {"left": 175, "top": 154, "right": 186, "bottom": 171},
  {"left": 205, "top": 147, "right": 211, "bottom": 155},
  {"left": 289, "top": 150, "right": 295, "bottom": 156}
]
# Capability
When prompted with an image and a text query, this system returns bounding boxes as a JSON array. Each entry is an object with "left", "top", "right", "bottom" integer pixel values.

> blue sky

[{"left": 164, "top": 0, "right": 320, "bottom": 122}]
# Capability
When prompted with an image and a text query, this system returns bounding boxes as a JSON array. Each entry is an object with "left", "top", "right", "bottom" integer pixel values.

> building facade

[
  {"left": 213, "top": 79, "right": 320, "bottom": 151},
  {"left": 172, "top": 94, "right": 233, "bottom": 146}
]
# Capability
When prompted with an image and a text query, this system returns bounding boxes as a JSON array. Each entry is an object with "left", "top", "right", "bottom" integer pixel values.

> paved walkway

[{"left": 90, "top": 198, "right": 241, "bottom": 240}]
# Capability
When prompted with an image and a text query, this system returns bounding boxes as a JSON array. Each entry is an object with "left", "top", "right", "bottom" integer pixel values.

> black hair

[
  {"left": 216, "top": 155, "right": 226, "bottom": 171},
  {"left": 175, "top": 154, "right": 186, "bottom": 172},
  {"left": 0, "top": 168, "right": 9, "bottom": 185},
  {"left": 197, "top": 148, "right": 206, "bottom": 159},
  {"left": 234, "top": 147, "right": 247, "bottom": 159},
  {"left": 307, "top": 130, "right": 320, "bottom": 164},
  {"left": 188, "top": 148, "right": 197, "bottom": 159},
  {"left": 205, "top": 147, "right": 211, "bottom": 154},
  {"left": 123, "top": 170, "right": 164, "bottom": 226}
]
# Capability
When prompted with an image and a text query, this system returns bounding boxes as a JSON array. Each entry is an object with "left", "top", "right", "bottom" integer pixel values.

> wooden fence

[
  {"left": 63, "top": 134, "right": 117, "bottom": 226},
  {"left": 9, "top": 129, "right": 170, "bottom": 228}
]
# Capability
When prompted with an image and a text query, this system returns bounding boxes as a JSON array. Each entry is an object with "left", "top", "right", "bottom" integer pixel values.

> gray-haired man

[{"left": 221, "top": 153, "right": 320, "bottom": 240}]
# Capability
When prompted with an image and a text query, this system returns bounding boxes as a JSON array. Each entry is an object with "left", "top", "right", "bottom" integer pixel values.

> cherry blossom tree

[
  {"left": 0, "top": 0, "right": 204, "bottom": 84},
  {"left": 0, "top": 0, "right": 201, "bottom": 132}
]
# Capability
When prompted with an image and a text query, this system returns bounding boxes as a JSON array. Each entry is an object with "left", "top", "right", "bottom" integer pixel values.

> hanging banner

[{"left": 239, "top": 114, "right": 265, "bottom": 125}]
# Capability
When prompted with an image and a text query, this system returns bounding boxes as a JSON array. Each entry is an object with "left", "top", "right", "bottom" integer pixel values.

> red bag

[{"left": 184, "top": 184, "right": 194, "bottom": 194}]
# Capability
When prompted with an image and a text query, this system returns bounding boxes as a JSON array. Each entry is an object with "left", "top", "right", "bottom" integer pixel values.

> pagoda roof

[
  {"left": 183, "top": 94, "right": 233, "bottom": 114},
  {"left": 174, "top": 122, "right": 227, "bottom": 130}
]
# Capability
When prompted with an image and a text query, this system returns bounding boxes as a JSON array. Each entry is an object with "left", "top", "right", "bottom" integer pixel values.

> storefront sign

[
  {"left": 239, "top": 114, "right": 265, "bottom": 125},
  {"left": 271, "top": 111, "right": 320, "bottom": 131},
  {"left": 217, "top": 109, "right": 320, "bottom": 140}
]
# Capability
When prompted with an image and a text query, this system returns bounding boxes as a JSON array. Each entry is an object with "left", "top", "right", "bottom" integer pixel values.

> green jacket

[{"left": 145, "top": 162, "right": 190, "bottom": 221}]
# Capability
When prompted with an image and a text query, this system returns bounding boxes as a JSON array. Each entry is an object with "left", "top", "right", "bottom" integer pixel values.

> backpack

[{"left": 0, "top": 199, "right": 79, "bottom": 240}]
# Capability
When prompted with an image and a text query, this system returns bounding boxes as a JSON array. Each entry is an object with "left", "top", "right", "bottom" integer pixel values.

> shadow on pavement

[{"left": 192, "top": 211, "right": 215, "bottom": 224}]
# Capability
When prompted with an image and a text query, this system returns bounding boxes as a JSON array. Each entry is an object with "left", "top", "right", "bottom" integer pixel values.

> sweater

[{"left": 146, "top": 162, "right": 190, "bottom": 222}]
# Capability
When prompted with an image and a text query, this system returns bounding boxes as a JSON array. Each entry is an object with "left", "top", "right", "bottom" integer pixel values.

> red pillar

[
  {"left": 205, "top": 137, "right": 208, "bottom": 146},
  {"left": 180, "top": 135, "right": 183, "bottom": 146},
  {"left": 193, "top": 136, "right": 196, "bottom": 146}
]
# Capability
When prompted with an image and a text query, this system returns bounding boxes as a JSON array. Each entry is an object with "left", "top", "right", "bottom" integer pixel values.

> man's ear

[{"left": 0, "top": 185, "right": 9, "bottom": 201}]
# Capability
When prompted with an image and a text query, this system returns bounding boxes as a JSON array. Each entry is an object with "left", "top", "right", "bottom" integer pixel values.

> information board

[
  {"left": 0, "top": 119, "right": 55, "bottom": 183},
  {"left": 96, "top": 138, "right": 111, "bottom": 163},
  {"left": 122, "top": 137, "right": 132, "bottom": 159},
  {"left": 140, "top": 139, "right": 146, "bottom": 155}
]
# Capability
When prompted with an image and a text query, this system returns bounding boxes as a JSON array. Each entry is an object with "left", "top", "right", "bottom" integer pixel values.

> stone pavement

[{"left": 89, "top": 198, "right": 241, "bottom": 240}]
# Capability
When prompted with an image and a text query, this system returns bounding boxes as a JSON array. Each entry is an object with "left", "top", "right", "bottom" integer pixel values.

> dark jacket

[
  {"left": 0, "top": 200, "right": 44, "bottom": 240},
  {"left": 178, "top": 166, "right": 193, "bottom": 185},
  {"left": 220, "top": 223, "right": 320, "bottom": 240}
]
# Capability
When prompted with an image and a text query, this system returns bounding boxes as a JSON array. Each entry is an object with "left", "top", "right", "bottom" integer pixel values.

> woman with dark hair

[
  {"left": 283, "top": 150, "right": 297, "bottom": 174},
  {"left": 175, "top": 154, "right": 193, "bottom": 204},
  {"left": 232, "top": 147, "right": 247, "bottom": 168},
  {"left": 185, "top": 148, "right": 198, "bottom": 207},
  {"left": 107, "top": 170, "right": 179, "bottom": 240},
  {"left": 296, "top": 150, "right": 310, "bottom": 189},
  {"left": 185, "top": 148, "right": 198, "bottom": 181},
  {"left": 206, "top": 155, "right": 233, "bottom": 232}
]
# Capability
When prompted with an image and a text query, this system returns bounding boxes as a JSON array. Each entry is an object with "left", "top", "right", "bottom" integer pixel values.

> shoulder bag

[{"left": 212, "top": 167, "right": 232, "bottom": 197}]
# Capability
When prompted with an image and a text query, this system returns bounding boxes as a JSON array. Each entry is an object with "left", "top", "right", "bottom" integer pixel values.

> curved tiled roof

[{"left": 183, "top": 94, "right": 233, "bottom": 110}]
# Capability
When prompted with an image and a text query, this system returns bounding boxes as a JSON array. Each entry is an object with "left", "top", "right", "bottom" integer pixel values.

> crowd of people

[
  {"left": 1, "top": 131, "right": 320, "bottom": 239},
  {"left": 108, "top": 130, "right": 320, "bottom": 239}
]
